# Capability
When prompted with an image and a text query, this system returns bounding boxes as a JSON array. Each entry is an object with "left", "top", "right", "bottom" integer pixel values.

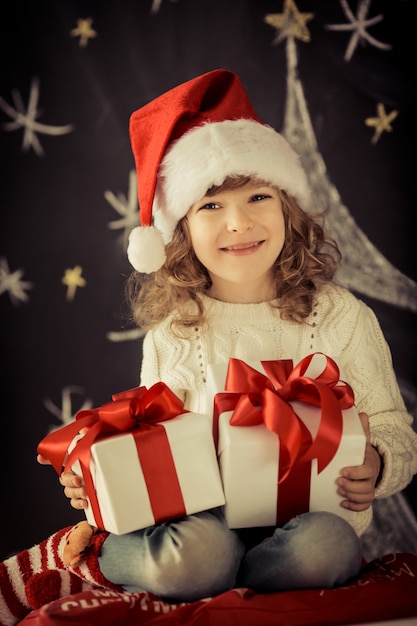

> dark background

[{"left": 1, "top": 0, "right": 416, "bottom": 561}]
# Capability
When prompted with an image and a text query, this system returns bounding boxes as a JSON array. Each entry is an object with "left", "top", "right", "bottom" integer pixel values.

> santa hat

[{"left": 127, "top": 69, "right": 311, "bottom": 273}]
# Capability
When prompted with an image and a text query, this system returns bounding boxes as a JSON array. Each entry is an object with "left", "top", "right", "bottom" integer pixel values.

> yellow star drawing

[
  {"left": 264, "top": 0, "right": 314, "bottom": 45},
  {"left": 62, "top": 266, "right": 86, "bottom": 301},
  {"left": 70, "top": 18, "right": 97, "bottom": 48},
  {"left": 365, "top": 103, "right": 398, "bottom": 144}
]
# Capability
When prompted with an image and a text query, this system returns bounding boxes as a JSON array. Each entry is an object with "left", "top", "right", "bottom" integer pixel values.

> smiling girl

[
  {"left": 62, "top": 69, "right": 417, "bottom": 597},
  {"left": 2, "top": 69, "right": 416, "bottom": 625},
  {"left": 67, "top": 69, "right": 416, "bottom": 598}
]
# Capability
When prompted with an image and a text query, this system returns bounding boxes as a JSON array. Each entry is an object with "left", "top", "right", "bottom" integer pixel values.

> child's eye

[
  {"left": 250, "top": 194, "right": 271, "bottom": 202},
  {"left": 198, "top": 202, "right": 219, "bottom": 211}
]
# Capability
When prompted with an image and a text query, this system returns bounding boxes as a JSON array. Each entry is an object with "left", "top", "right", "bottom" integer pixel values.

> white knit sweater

[{"left": 140, "top": 282, "right": 417, "bottom": 537}]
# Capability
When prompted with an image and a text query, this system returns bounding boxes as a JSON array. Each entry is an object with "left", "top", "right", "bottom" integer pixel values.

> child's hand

[
  {"left": 38, "top": 428, "right": 90, "bottom": 510},
  {"left": 59, "top": 470, "right": 89, "bottom": 510},
  {"left": 37, "top": 454, "right": 51, "bottom": 465},
  {"left": 337, "top": 412, "right": 382, "bottom": 512},
  {"left": 38, "top": 455, "right": 89, "bottom": 509}
]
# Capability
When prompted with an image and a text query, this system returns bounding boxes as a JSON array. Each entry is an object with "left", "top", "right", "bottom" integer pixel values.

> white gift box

[
  {"left": 206, "top": 354, "right": 366, "bottom": 528},
  {"left": 70, "top": 412, "right": 225, "bottom": 535}
]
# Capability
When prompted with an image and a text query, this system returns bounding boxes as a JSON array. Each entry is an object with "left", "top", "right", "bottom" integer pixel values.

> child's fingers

[{"left": 37, "top": 454, "right": 51, "bottom": 465}]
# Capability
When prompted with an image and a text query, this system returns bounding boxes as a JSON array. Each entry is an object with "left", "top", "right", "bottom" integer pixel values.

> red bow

[
  {"left": 214, "top": 353, "right": 355, "bottom": 482},
  {"left": 38, "top": 383, "right": 187, "bottom": 529}
]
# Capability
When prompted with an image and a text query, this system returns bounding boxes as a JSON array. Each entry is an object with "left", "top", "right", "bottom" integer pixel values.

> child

[{"left": 2, "top": 69, "right": 417, "bottom": 625}]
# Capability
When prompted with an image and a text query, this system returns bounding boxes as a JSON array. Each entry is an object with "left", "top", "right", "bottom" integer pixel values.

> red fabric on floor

[{"left": 19, "top": 552, "right": 417, "bottom": 626}]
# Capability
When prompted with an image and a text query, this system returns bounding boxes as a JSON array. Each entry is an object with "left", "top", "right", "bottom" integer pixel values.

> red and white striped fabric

[{"left": 0, "top": 525, "right": 120, "bottom": 626}]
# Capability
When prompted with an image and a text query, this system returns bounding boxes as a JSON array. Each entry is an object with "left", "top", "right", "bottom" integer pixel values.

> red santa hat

[{"left": 127, "top": 69, "right": 311, "bottom": 273}]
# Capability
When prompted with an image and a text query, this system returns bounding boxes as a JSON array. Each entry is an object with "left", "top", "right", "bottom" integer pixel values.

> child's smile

[{"left": 220, "top": 240, "right": 264, "bottom": 254}]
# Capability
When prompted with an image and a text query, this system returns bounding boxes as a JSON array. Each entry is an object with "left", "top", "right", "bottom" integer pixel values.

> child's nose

[{"left": 226, "top": 206, "right": 253, "bottom": 233}]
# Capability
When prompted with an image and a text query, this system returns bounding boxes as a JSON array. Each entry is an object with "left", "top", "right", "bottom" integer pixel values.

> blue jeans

[{"left": 98, "top": 509, "right": 362, "bottom": 602}]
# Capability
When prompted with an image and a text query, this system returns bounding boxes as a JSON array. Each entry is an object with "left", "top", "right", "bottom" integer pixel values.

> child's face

[{"left": 186, "top": 180, "right": 285, "bottom": 303}]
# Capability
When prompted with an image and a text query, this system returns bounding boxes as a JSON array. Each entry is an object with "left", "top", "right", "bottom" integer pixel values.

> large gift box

[
  {"left": 38, "top": 383, "right": 225, "bottom": 535},
  {"left": 206, "top": 353, "right": 366, "bottom": 528}
]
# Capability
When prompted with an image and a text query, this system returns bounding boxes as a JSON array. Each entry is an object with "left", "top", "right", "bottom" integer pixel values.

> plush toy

[
  {"left": 62, "top": 520, "right": 97, "bottom": 567},
  {"left": 17, "top": 523, "right": 114, "bottom": 613}
]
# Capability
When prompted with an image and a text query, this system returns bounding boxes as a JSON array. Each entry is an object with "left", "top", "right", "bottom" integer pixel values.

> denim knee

[
  {"left": 145, "top": 513, "right": 243, "bottom": 601},
  {"left": 237, "top": 511, "right": 363, "bottom": 592},
  {"left": 99, "top": 509, "right": 244, "bottom": 602},
  {"left": 284, "top": 511, "right": 363, "bottom": 587}
]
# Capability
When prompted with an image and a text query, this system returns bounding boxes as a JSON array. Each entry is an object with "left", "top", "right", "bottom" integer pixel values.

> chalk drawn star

[
  {"left": 105, "top": 170, "right": 139, "bottom": 248},
  {"left": 0, "top": 77, "right": 73, "bottom": 156},
  {"left": 70, "top": 17, "right": 97, "bottom": 47},
  {"left": 0, "top": 257, "right": 33, "bottom": 305},
  {"left": 325, "top": 0, "right": 391, "bottom": 62},
  {"left": 365, "top": 102, "right": 398, "bottom": 144},
  {"left": 264, "top": 0, "right": 314, "bottom": 45},
  {"left": 62, "top": 266, "right": 86, "bottom": 301},
  {"left": 44, "top": 385, "right": 93, "bottom": 432}
]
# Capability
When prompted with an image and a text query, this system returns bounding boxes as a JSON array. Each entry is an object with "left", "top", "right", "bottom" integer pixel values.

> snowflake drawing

[
  {"left": 0, "top": 77, "right": 74, "bottom": 156},
  {"left": 106, "top": 327, "right": 146, "bottom": 342},
  {"left": 0, "top": 257, "right": 33, "bottom": 305},
  {"left": 105, "top": 169, "right": 139, "bottom": 248},
  {"left": 44, "top": 385, "right": 93, "bottom": 433},
  {"left": 325, "top": 0, "right": 392, "bottom": 62}
]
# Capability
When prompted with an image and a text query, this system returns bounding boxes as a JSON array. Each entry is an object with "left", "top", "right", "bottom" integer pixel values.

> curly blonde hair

[{"left": 125, "top": 176, "right": 341, "bottom": 330}]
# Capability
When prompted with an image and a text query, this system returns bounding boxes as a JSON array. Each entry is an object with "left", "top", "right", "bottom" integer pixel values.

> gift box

[
  {"left": 206, "top": 353, "right": 366, "bottom": 529},
  {"left": 38, "top": 383, "right": 225, "bottom": 535}
]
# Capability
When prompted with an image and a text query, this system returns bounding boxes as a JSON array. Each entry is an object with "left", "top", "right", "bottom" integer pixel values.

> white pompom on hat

[{"left": 127, "top": 69, "right": 311, "bottom": 273}]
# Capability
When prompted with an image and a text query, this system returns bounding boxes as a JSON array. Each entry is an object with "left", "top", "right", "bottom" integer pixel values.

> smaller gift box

[
  {"left": 38, "top": 383, "right": 225, "bottom": 535},
  {"left": 206, "top": 353, "right": 366, "bottom": 529}
]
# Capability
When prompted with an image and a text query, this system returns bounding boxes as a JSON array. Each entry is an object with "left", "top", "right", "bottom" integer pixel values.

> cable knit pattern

[{"left": 140, "top": 283, "right": 417, "bottom": 537}]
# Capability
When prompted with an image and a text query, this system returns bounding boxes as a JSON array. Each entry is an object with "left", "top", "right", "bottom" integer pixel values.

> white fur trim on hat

[{"left": 152, "top": 118, "right": 311, "bottom": 245}]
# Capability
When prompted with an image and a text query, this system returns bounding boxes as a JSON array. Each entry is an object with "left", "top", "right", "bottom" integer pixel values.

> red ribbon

[
  {"left": 261, "top": 353, "right": 354, "bottom": 471},
  {"left": 38, "top": 383, "right": 188, "bottom": 530},
  {"left": 212, "top": 353, "right": 355, "bottom": 525}
]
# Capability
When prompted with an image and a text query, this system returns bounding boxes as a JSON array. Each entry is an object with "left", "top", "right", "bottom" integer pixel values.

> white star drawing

[
  {"left": 0, "top": 77, "right": 74, "bottom": 156},
  {"left": 0, "top": 257, "right": 33, "bottom": 305},
  {"left": 105, "top": 169, "right": 139, "bottom": 247},
  {"left": 44, "top": 385, "right": 93, "bottom": 433},
  {"left": 325, "top": 0, "right": 391, "bottom": 62}
]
